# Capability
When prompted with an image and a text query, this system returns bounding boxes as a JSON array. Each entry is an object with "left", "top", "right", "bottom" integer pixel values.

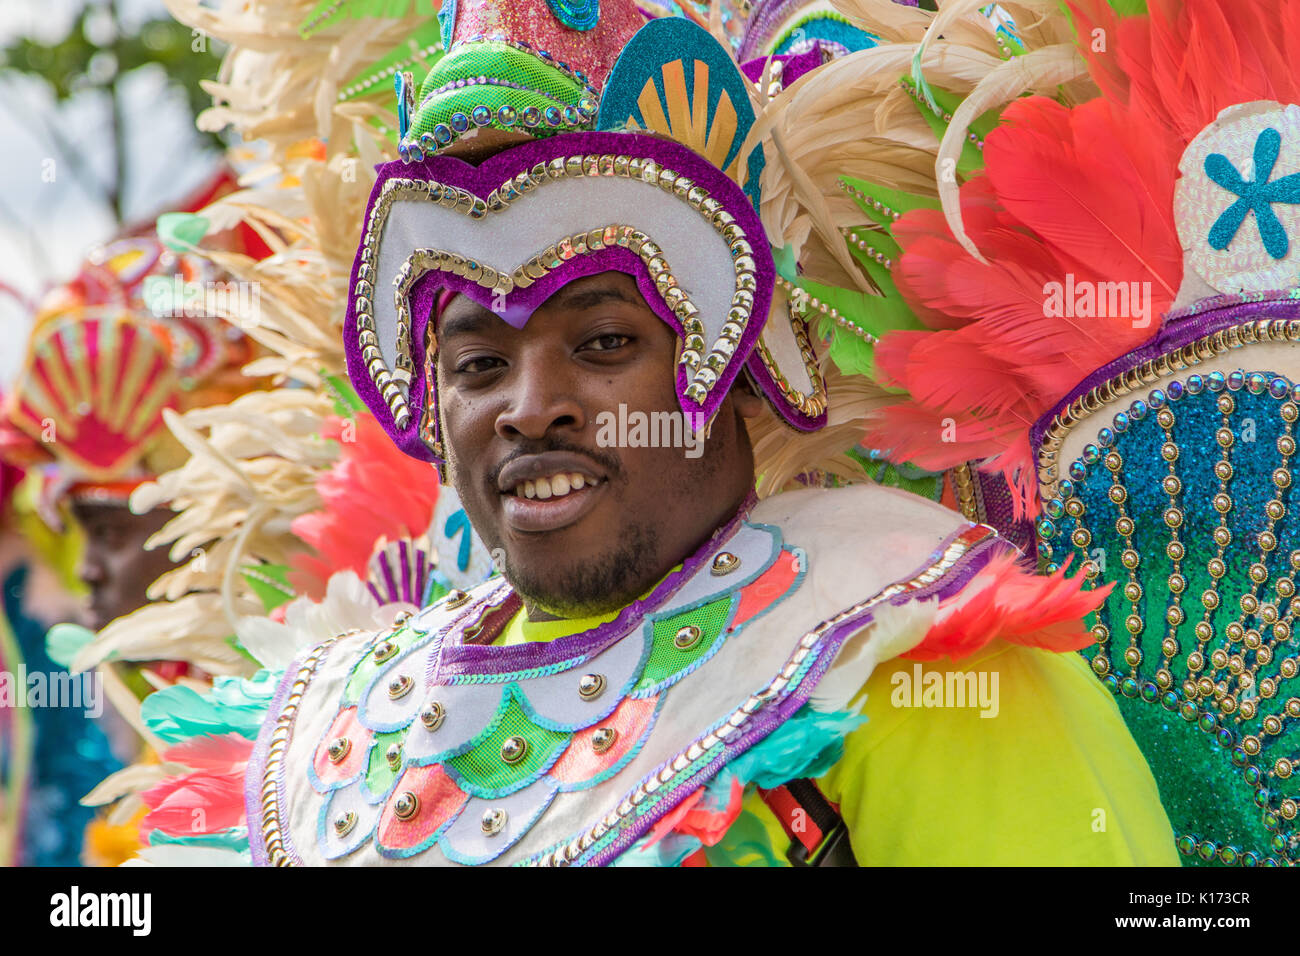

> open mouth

[
  {"left": 509, "top": 471, "right": 602, "bottom": 500},
  {"left": 500, "top": 470, "right": 607, "bottom": 533}
]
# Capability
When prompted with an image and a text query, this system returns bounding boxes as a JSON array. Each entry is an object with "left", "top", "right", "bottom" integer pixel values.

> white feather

[{"left": 810, "top": 598, "right": 938, "bottom": 711}]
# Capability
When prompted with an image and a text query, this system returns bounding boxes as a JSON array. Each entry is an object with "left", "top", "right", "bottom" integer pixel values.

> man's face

[
  {"left": 72, "top": 502, "right": 176, "bottom": 631},
  {"left": 437, "top": 271, "right": 761, "bottom": 618}
]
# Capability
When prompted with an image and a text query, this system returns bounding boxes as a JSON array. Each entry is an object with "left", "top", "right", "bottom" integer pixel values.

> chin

[{"left": 503, "top": 526, "right": 660, "bottom": 618}]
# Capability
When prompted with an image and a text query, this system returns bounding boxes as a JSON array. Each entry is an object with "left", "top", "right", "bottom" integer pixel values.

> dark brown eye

[
  {"left": 582, "top": 334, "right": 630, "bottom": 352},
  {"left": 456, "top": 355, "right": 504, "bottom": 374}
]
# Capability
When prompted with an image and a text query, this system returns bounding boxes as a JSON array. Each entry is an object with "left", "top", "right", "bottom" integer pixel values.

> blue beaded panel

[{"left": 1038, "top": 370, "right": 1300, "bottom": 867}]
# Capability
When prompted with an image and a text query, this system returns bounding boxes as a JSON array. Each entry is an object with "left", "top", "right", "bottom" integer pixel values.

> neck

[{"left": 519, "top": 485, "right": 758, "bottom": 623}]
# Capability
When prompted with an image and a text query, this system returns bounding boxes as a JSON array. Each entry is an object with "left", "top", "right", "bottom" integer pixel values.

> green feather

[
  {"left": 299, "top": 0, "right": 437, "bottom": 39},
  {"left": 322, "top": 371, "right": 366, "bottom": 417},
  {"left": 337, "top": 20, "right": 445, "bottom": 103},
  {"left": 241, "top": 564, "right": 297, "bottom": 613}
]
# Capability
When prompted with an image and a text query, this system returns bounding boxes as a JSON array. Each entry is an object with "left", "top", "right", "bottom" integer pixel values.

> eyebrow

[
  {"left": 551, "top": 285, "right": 642, "bottom": 312},
  {"left": 438, "top": 306, "right": 499, "bottom": 341}
]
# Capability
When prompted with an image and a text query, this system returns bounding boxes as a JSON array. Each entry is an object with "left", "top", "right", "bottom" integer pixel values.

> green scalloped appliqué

[
  {"left": 446, "top": 690, "right": 570, "bottom": 794},
  {"left": 633, "top": 594, "right": 735, "bottom": 694}
]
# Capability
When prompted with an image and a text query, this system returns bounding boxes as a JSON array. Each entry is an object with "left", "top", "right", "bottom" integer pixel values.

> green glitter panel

[
  {"left": 365, "top": 728, "right": 408, "bottom": 799},
  {"left": 633, "top": 594, "right": 736, "bottom": 693},
  {"left": 343, "top": 624, "right": 413, "bottom": 706},
  {"left": 409, "top": 42, "right": 590, "bottom": 146},
  {"left": 1037, "top": 370, "right": 1300, "bottom": 867},
  {"left": 445, "top": 692, "right": 570, "bottom": 795}
]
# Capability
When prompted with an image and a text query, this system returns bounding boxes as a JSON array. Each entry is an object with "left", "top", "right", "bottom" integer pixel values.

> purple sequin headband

[{"left": 344, "top": 130, "right": 827, "bottom": 465}]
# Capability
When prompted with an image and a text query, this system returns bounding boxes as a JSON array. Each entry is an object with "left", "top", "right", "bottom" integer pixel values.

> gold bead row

[
  {"left": 1155, "top": 404, "right": 1183, "bottom": 690},
  {"left": 1036, "top": 319, "right": 1300, "bottom": 498},
  {"left": 260, "top": 635, "right": 340, "bottom": 867},
  {"left": 356, "top": 153, "right": 763, "bottom": 427}
]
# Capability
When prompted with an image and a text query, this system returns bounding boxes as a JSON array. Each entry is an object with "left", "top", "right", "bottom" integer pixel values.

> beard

[
  {"left": 443, "top": 434, "right": 666, "bottom": 618},
  {"left": 493, "top": 517, "right": 663, "bottom": 618}
]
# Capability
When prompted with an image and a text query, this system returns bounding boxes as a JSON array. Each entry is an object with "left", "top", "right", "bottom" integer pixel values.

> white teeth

[{"left": 513, "top": 472, "right": 596, "bottom": 500}]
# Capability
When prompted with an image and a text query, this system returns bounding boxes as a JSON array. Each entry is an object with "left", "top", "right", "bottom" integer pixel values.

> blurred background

[
  {"left": 0, "top": 0, "right": 235, "bottom": 866},
  {"left": 0, "top": 0, "right": 225, "bottom": 384}
]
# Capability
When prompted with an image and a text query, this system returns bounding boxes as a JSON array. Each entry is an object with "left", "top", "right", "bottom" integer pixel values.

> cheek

[{"left": 438, "top": 386, "right": 492, "bottom": 454}]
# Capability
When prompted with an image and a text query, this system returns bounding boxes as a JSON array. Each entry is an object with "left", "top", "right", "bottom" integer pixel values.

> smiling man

[
  {"left": 244, "top": 0, "right": 1177, "bottom": 867},
  {"left": 437, "top": 271, "right": 758, "bottom": 620}
]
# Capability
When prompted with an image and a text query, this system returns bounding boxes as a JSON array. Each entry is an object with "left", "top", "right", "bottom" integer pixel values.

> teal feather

[
  {"left": 149, "top": 827, "right": 252, "bottom": 855},
  {"left": 614, "top": 704, "right": 864, "bottom": 866},
  {"left": 142, "top": 670, "right": 281, "bottom": 744}
]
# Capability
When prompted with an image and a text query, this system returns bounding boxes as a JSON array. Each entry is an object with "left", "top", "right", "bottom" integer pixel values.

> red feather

[
  {"left": 289, "top": 414, "right": 440, "bottom": 599},
  {"left": 163, "top": 732, "right": 253, "bottom": 773},
  {"left": 904, "top": 554, "right": 1111, "bottom": 662}
]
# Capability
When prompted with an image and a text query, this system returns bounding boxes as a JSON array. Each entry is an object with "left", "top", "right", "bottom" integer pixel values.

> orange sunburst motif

[
  {"left": 7, "top": 310, "right": 179, "bottom": 481},
  {"left": 626, "top": 59, "right": 743, "bottom": 184}
]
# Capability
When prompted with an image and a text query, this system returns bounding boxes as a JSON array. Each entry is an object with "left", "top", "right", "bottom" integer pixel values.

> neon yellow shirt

[{"left": 495, "top": 607, "right": 1178, "bottom": 866}]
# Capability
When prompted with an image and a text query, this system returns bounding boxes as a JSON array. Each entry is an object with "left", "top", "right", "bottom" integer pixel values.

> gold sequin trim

[{"left": 355, "top": 154, "right": 764, "bottom": 430}]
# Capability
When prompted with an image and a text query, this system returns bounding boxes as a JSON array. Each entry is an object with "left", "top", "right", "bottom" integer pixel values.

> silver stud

[
  {"left": 421, "top": 701, "right": 445, "bottom": 731},
  {"left": 501, "top": 736, "right": 528, "bottom": 765},
  {"left": 711, "top": 551, "right": 741, "bottom": 575},
  {"left": 333, "top": 811, "right": 357, "bottom": 836},
  {"left": 578, "top": 673, "right": 606, "bottom": 700},
  {"left": 327, "top": 736, "right": 351, "bottom": 764},
  {"left": 674, "top": 624, "right": 703, "bottom": 651},
  {"left": 372, "top": 640, "right": 398, "bottom": 663},
  {"left": 393, "top": 791, "right": 420, "bottom": 821},
  {"left": 387, "top": 675, "right": 414, "bottom": 700},
  {"left": 444, "top": 588, "right": 470, "bottom": 609},
  {"left": 386, "top": 741, "right": 403, "bottom": 769},
  {"left": 591, "top": 727, "right": 618, "bottom": 754},
  {"left": 481, "top": 807, "right": 507, "bottom": 835}
]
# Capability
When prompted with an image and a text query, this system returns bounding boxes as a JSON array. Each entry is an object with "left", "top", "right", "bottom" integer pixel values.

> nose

[
  {"left": 77, "top": 546, "right": 108, "bottom": 588},
  {"left": 494, "top": 348, "right": 586, "bottom": 444}
]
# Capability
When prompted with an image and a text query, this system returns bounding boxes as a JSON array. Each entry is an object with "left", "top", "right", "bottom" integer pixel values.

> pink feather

[
  {"left": 140, "top": 733, "right": 255, "bottom": 837},
  {"left": 289, "top": 414, "right": 440, "bottom": 600},
  {"left": 140, "top": 770, "right": 247, "bottom": 836},
  {"left": 904, "top": 554, "right": 1111, "bottom": 662}
]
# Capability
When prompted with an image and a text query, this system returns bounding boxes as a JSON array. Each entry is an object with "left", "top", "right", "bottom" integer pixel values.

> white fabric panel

[{"left": 372, "top": 175, "right": 744, "bottom": 372}]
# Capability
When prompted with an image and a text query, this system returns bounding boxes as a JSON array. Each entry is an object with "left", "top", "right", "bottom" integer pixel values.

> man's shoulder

[
  {"left": 752, "top": 482, "right": 987, "bottom": 557},
  {"left": 823, "top": 641, "right": 1179, "bottom": 864},
  {"left": 751, "top": 483, "right": 1013, "bottom": 607}
]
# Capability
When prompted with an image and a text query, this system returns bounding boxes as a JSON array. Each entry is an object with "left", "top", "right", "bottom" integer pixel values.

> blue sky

[{"left": 0, "top": 0, "right": 221, "bottom": 386}]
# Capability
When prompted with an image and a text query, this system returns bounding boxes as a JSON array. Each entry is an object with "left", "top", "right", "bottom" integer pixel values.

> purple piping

[
  {"left": 343, "top": 132, "right": 809, "bottom": 465},
  {"left": 435, "top": 490, "right": 760, "bottom": 677},
  {"left": 739, "top": 45, "right": 827, "bottom": 88},
  {"left": 1029, "top": 296, "right": 1300, "bottom": 456},
  {"left": 585, "top": 526, "right": 1010, "bottom": 866}
]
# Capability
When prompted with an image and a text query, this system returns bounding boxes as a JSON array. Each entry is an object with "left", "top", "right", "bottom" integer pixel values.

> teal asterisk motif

[{"left": 1206, "top": 127, "right": 1300, "bottom": 260}]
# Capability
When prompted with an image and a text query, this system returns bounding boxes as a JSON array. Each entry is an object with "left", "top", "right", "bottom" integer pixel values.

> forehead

[{"left": 437, "top": 271, "right": 656, "bottom": 339}]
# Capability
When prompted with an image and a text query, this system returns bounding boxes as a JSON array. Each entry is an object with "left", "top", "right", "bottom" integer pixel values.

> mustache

[{"left": 485, "top": 439, "right": 625, "bottom": 488}]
